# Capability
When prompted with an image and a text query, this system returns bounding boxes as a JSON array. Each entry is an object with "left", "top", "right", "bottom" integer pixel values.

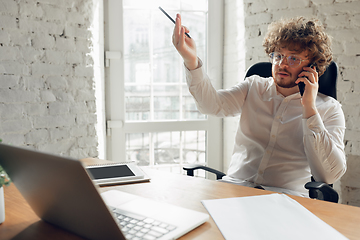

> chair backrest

[{"left": 244, "top": 61, "right": 338, "bottom": 99}]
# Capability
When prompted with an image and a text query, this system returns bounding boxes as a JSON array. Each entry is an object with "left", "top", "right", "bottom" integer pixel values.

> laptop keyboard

[{"left": 110, "top": 207, "right": 178, "bottom": 240}]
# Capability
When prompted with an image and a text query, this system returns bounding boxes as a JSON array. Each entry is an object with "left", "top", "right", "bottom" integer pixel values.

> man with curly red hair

[{"left": 172, "top": 15, "right": 346, "bottom": 197}]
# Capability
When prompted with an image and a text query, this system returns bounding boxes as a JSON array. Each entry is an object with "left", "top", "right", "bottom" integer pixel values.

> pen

[{"left": 159, "top": 6, "right": 191, "bottom": 39}]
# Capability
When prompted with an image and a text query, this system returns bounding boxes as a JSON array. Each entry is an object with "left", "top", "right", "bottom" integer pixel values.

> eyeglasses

[{"left": 269, "top": 52, "right": 308, "bottom": 68}]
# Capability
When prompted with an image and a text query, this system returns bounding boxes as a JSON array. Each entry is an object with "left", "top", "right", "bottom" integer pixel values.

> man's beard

[
  {"left": 274, "top": 69, "right": 297, "bottom": 88},
  {"left": 275, "top": 78, "right": 297, "bottom": 88}
]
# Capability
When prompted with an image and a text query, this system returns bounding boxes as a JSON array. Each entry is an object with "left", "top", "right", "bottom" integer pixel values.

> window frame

[{"left": 103, "top": 0, "right": 224, "bottom": 176}]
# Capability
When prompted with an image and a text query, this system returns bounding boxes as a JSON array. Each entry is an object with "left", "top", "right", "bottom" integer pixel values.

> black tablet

[{"left": 86, "top": 163, "right": 150, "bottom": 186}]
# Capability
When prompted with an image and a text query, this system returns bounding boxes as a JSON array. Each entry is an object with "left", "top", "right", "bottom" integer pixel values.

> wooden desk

[{"left": 1, "top": 162, "right": 360, "bottom": 240}]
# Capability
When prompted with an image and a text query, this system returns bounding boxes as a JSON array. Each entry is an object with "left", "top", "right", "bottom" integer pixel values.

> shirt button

[
  {"left": 259, "top": 170, "right": 264, "bottom": 175},
  {"left": 266, "top": 150, "right": 271, "bottom": 155},
  {"left": 272, "top": 135, "right": 276, "bottom": 138}
]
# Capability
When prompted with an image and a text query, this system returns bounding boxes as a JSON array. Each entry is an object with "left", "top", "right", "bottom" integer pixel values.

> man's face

[{"left": 271, "top": 47, "right": 311, "bottom": 90}]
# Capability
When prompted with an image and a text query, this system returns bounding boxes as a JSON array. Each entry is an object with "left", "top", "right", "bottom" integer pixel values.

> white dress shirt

[{"left": 185, "top": 61, "right": 347, "bottom": 196}]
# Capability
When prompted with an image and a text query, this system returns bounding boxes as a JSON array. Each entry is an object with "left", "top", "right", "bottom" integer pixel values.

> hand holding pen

[
  {"left": 159, "top": 7, "right": 199, "bottom": 70},
  {"left": 159, "top": 7, "right": 191, "bottom": 38}
]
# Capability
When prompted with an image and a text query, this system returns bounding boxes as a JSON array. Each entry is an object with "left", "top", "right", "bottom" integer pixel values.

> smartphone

[
  {"left": 159, "top": 6, "right": 191, "bottom": 38},
  {"left": 298, "top": 63, "right": 316, "bottom": 96}
]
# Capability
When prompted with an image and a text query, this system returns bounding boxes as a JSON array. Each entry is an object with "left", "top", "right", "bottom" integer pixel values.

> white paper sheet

[{"left": 202, "top": 194, "right": 348, "bottom": 240}]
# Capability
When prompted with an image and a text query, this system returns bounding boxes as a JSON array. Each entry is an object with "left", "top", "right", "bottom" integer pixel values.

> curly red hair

[{"left": 263, "top": 17, "right": 332, "bottom": 76}]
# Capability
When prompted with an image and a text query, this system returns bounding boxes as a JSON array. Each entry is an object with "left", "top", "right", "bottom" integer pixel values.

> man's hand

[
  {"left": 296, "top": 65, "right": 319, "bottom": 118},
  {"left": 172, "top": 14, "right": 198, "bottom": 70}
]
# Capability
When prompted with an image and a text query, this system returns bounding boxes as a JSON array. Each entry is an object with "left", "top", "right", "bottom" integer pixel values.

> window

[{"left": 104, "top": 0, "right": 223, "bottom": 177}]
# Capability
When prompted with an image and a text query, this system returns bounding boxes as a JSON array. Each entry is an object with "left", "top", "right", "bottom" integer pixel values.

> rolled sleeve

[{"left": 184, "top": 58, "right": 204, "bottom": 86}]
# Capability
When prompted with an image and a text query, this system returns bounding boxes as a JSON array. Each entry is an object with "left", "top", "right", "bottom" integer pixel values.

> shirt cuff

[
  {"left": 184, "top": 58, "right": 205, "bottom": 86},
  {"left": 302, "top": 113, "right": 326, "bottom": 135}
]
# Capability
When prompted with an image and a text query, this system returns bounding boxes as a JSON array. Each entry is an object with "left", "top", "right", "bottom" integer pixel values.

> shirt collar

[{"left": 262, "top": 77, "right": 302, "bottom": 101}]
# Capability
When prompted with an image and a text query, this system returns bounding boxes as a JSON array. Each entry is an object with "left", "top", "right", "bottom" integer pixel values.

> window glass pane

[
  {"left": 126, "top": 132, "right": 150, "bottom": 165},
  {"left": 153, "top": 85, "right": 179, "bottom": 120},
  {"left": 123, "top": 0, "right": 207, "bottom": 11},
  {"left": 183, "top": 131, "right": 206, "bottom": 164},
  {"left": 123, "top": 0, "right": 180, "bottom": 9},
  {"left": 123, "top": 10, "right": 150, "bottom": 83},
  {"left": 183, "top": 96, "right": 206, "bottom": 120},
  {"left": 123, "top": 3, "right": 207, "bottom": 122},
  {"left": 125, "top": 85, "right": 150, "bottom": 121},
  {"left": 180, "top": 0, "right": 208, "bottom": 11},
  {"left": 153, "top": 11, "right": 181, "bottom": 84},
  {"left": 122, "top": 2, "right": 208, "bottom": 177},
  {"left": 153, "top": 132, "right": 181, "bottom": 165},
  {"left": 126, "top": 131, "right": 206, "bottom": 166}
]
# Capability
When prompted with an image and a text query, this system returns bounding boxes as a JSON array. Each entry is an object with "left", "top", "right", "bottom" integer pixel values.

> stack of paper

[{"left": 202, "top": 194, "right": 347, "bottom": 240}]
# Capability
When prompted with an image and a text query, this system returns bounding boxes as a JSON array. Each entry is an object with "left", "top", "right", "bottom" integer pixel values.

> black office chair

[{"left": 184, "top": 61, "right": 340, "bottom": 203}]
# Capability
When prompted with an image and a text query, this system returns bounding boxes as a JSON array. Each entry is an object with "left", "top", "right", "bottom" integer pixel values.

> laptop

[{"left": 0, "top": 143, "right": 209, "bottom": 240}]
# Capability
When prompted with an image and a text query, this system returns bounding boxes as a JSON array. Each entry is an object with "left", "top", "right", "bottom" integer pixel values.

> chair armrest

[
  {"left": 305, "top": 181, "right": 339, "bottom": 203},
  {"left": 183, "top": 164, "right": 226, "bottom": 180}
]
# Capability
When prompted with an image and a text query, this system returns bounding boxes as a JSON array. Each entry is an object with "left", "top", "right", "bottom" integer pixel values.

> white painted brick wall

[
  {"left": 0, "top": 0, "right": 98, "bottom": 159},
  {"left": 224, "top": 0, "right": 360, "bottom": 206}
]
